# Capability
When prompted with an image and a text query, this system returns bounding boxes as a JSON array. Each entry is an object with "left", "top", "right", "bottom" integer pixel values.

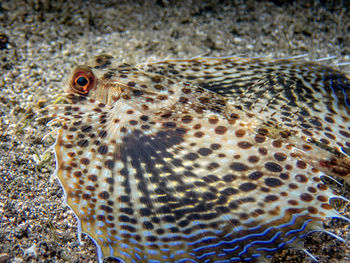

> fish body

[{"left": 47, "top": 55, "right": 350, "bottom": 262}]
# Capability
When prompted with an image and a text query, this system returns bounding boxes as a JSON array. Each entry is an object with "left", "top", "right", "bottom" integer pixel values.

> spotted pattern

[{"left": 45, "top": 55, "right": 350, "bottom": 262}]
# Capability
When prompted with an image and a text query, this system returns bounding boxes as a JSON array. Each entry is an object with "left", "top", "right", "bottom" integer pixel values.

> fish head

[{"left": 66, "top": 54, "right": 179, "bottom": 111}]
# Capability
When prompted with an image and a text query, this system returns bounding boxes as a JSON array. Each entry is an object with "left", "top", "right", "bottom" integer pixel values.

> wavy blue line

[
  {"left": 118, "top": 250, "right": 131, "bottom": 259},
  {"left": 175, "top": 258, "right": 197, "bottom": 263},
  {"left": 161, "top": 248, "right": 170, "bottom": 253},
  {"left": 134, "top": 252, "right": 141, "bottom": 260},
  {"left": 174, "top": 250, "right": 186, "bottom": 255},
  {"left": 194, "top": 226, "right": 275, "bottom": 254},
  {"left": 196, "top": 251, "right": 216, "bottom": 260},
  {"left": 147, "top": 249, "right": 160, "bottom": 256},
  {"left": 193, "top": 214, "right": 307, "bottom": 258},
  {"left": 120, "top": 243, "right": 129, "bottom": 249},
  {"left": 342, "top": 84, "right": 350, "bottom": 108},
  {"left": 222, "top": 245, "right": 240, "bottom": 253},
  {"left": 285, "top": 219, "right": 311, "bottom": 236},
  {"left": 190, "top": 236, "right": 218, "bottom": 248},
  {"left": 239, "top": 232, "right": 281, "bottom": 256}
]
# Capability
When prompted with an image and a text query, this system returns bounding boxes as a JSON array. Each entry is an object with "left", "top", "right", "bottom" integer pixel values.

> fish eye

[
  {"left": 70, "top": 67, "right": 96, "bottom": 94},
  {"left": 75, "top": 76, "right": 89, "bottom": 87}
]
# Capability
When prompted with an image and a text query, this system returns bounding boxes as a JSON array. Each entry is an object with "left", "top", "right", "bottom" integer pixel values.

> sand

[{"left": 0, "top": 1, "right": 349, "bottom": 262}]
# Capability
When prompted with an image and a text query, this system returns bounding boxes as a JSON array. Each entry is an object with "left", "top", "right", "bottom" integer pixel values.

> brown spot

[
  {"left": 248, "top": 155, "right": 259, "bottom": 163},
  {"left": 279, "top": 173, "right": 289, "bottom": 180},
  {"left": 230, "top": 162, "right": 249, "bottom": 172},
  {"left": 98, "top": 145, "right": 108, "bottom": 155},
  {"left": 77, "top": 139, "right": 89, "bottom": 147},
  {"left": 272, "top": 140, "right": 282, "bottom": 148},
  {"left": 317, "top": 183, "right": 328, "bottom": 191},
  {"left": 100, "top": 205, "right": 113, "bottom": 213},
  {"left": 265, "top": 162, "right": 283, "bottom": 173},
  {"left": 288, "top": 183, "right": 298, "bottom": 189},
  {"left": 283, "top": 166, "right": 292, "bottom": 173},
  {"left": 248, "top": 171, "right": 263, "bottom": 180},
  {"left": 154, "top": 84, "right": 164, "bottom": 90},
  {"left": 258, "top": 127, "right": 268, "bottom": 135},
  {"left": 223, "top": 174, "right": 237, "bottom": 182},
  {"left": 295, "top": 174, "right": 308, "bottom": 183},
  {"left": 207, "top": 162, "right": 219, "bottom": 170},
  {"left": 296, "top": 160, "right": 307, "bottom": 169},
  {"left": 339, "top": 130, "right": 350, "bottom": 138},
  {"left": 274, "top": 152, "right": 287, "bottom": 162},
  {"left": 82, "top": 193, "right": 91, "bottom": 200},
  {"left": 140, "top": 115, "right": 149, "bottom": 121},
  {"left": 239, "top": 182, "right": 257, "bottom": 192},
  {"left": 73, "top": 171, "right": 82, "bottom": 178},
  {"left": 194, "top": 131, "right": 204, "bottom": 138},
  {"left": 286, "top": 208, "right": 302, "bottom": 214},
  {"left": 99, "top": 130, "right": 107, "bottom": 138},
  {"left": 86, "top": 185, "right": 95, "bottom": 191},
  {"left": 288, "top": 200, "right": 298, "bottom": 206},
  {"left": 88, "top": 174, "right": 98, "bottom": 182},
  {"left": 210, "top": 143, "right": 221, "bottom": 150},
  {"left": 324, "top": 116, "right": 334, "bottom": 123},
  {"left": 324, "top": 132, "right": 336, "bottom": 140},
  {"left": 157, "top": 95, "right": 168, "bottom": 100},
  {"left": 181, "top": 87, "right": 191, "bottom": 94},
  {"left": 320, "top": 138, "right": 330, "bottom": 145},
  {"left": 308, "top": 206, "right": 318, "bottom": 214},
  {"left": 321, "top": 204, "right": 332, "bottom": 210},
  {"left": 264, "top": 195, "right": 278, "bottom": 202},
  {"left": 208, "top": 116, "right": 219, "bottom": 124},
  {"left": 317, "top": 195, "right": 328, "bottom": 202},
  {"left": 258, "top": 147, "right": 268, "bottom": 155},
  {"left": 197, "top": 148, "right": 212, "bottom": 156},
  {"left": 99, "top": 191, "right": 110, "bottom": 199},
  {"left": 300, "top": 193, "right": 313, "bottom": 202},
  {"left": 215, "top": 126, "right": 227, "bottom": 135},
  {"left": 163, "top": 122, "right": 176, "bottom": 128},
  {"left": 302, "top": 144, "right": 312, "bottom": 151},
  {"left": 105, "top": 160, "right": 115, "bottom": 170},
  {"left": 179, "top": 96, "right": 189, "bottom": 103},
  {"left": 185, "top": 153, "right": 199, "bottom": 161},
  {"left": 235, "top": 129, "right": 246, "bottom": 137},
  {"left": 181, "top": 115, "right": 193, "bottom": 124},
  {"left": 254, "top": 134, "right": 266, "bottom": 143},
  {"left": 237, "top": 141, "right": 253, "bottom": 149},
  {"left": 80, "top": 158, "right": 90, "bottom": 165},
  {"left": 265, "top": 177, "right": 283, "bottom": 187}
]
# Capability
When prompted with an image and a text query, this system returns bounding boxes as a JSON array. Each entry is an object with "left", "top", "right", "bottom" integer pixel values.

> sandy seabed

[{"left": 0, "top": 1, "right": 350, "bottom": 262}]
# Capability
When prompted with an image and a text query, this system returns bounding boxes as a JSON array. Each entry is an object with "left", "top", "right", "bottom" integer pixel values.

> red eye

[{"left": 70, "top": 67, "right": 96, "bottom": 94}]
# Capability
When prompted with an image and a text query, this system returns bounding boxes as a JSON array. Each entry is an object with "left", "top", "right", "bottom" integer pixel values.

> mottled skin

[{"left": 46, "top": 55, "right": 350, "bottom": 262}]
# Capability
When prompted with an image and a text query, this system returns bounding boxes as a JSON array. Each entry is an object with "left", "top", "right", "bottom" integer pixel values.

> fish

[{"left": 45, "top": 54, "right": 350, "bottom": 262}]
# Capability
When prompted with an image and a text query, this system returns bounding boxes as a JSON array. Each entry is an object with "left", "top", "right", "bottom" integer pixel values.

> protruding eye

[
  {"left": 70, "top": 66, "right": 96, "bottom": 95},
  {"left": 75, "top": 76, "right": 89, "bottom": 87}
]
